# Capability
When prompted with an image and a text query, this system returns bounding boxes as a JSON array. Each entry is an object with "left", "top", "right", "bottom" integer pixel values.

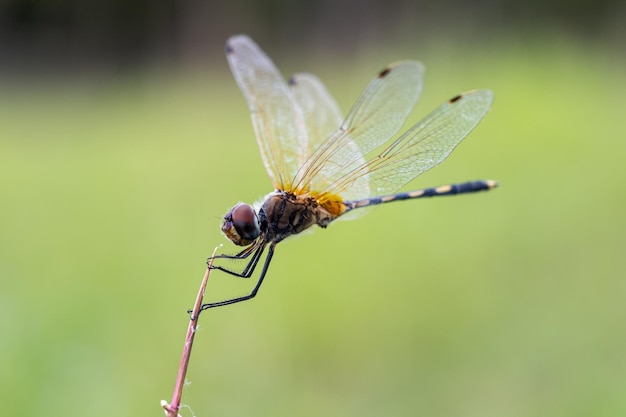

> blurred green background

[{"left": 1, "top": 1, "right": 625, "bottom": 416}]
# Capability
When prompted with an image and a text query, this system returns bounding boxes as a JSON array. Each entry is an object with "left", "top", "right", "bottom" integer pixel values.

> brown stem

[{"left": 162, "top": 246, "right": 219, "bottom": 417}]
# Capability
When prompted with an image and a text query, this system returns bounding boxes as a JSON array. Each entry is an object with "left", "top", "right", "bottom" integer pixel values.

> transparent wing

[
  {"left": 226, "top": 35, "right": 309, "bottom": 190},
  {"left": 329, "top": 90, "right": 494, "bottom": 201},
  {"left": 291, "top": 61, "right": 425, "bottom": 201},
  {"left": 288, "top": 73, "right": 344, "bottom": 162}
]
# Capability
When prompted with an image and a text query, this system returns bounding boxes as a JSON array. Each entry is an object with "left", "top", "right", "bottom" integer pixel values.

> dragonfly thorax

[{"left": 257, "top": 190, "right": 338, "bottom": 244}]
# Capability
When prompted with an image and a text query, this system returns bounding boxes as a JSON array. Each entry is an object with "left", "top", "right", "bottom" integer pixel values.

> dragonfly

[{"left": 200, "top": 34, "right": 497, "bottom": 310}]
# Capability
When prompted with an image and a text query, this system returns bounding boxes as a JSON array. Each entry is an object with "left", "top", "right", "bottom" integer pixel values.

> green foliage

[{"left": 1, "top": 38, "right": 625, "bottom": 417}]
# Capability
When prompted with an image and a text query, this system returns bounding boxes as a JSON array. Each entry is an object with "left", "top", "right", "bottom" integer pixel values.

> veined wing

[
  {"left": 291, "top": 61, "right": 425, "bottom": 201},
  {"left": 288, "top": 72, "right": 373, "bottom": 216},
  {"left": 288, "top": 73, "right": 344, "bottom": 164},
  {"left": 326, "top": 90, "right": 494, "bottom": 202},
  {"left": 226, "top": 35, "right": 309, "bottom": 190}
]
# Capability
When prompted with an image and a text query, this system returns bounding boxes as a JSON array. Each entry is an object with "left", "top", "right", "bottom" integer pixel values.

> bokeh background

[{"left": 1, "top": 1, "right": 625, "bottom": 416}]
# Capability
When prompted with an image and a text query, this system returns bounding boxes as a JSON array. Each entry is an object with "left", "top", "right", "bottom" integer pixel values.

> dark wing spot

[
  {"left": 378, "top": 67, "right": 391, "bottom": 78},
  {"left": 449, "top": 94, "right": 463, "bottom": 103},
  {"left": 288, "top": 75, "right": 297, "bottom": 86},
  {"left": 225, "top": 43, "right": 234, "bottom": 54}
]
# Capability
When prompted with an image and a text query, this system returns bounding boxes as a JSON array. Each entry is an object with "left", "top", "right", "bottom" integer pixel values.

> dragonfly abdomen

[{"left": 344, "top": 179, "right": 498, "bottom": 212}]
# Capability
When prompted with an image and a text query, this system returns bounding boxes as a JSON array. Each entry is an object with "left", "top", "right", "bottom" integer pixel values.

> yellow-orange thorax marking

[{"left": 310, "top": 191, "right": 346, "bottom": 219}]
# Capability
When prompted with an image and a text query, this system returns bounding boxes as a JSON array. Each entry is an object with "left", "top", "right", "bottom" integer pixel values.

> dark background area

[{"left": 0, "top": 0, "right": 624, "bottom": 74}]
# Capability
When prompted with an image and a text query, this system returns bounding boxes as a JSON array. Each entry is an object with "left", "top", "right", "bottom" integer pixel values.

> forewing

[
  {"left": 288, "top": 73, "right": 343, "bottom": 163},
  {"left": 338, "top": 90, "right": 494, "bottom": 200},
  {"left": 226, "top": 35, "right": 308, "bottom": 190},
  {"left": 291, "top": 61, "right": 425, "bottom": 200}
]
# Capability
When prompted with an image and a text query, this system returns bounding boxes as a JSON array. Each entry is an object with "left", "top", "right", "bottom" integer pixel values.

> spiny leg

[
  {"left": 199, "top": 242, "right": 277, "bottom": 310},
  {"left": 208, "top": 242, "right": 258, "bottom": 262},
  {"left": 210, "top": 241, "right": 267, "bottom": 278}
]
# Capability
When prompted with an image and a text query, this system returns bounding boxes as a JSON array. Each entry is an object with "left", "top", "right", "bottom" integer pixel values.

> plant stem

[{"left": 162, "top": 246, "right": 218, "bottom": 417}]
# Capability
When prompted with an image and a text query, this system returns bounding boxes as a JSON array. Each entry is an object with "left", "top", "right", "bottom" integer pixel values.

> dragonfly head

[{"left": 221, "top": 203, "right": 260, "bottom": 246}]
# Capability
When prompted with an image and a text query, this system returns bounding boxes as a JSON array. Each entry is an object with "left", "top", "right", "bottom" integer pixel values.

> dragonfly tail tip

[{"left": 485, "top": 179, "right": 499, "bottom": 189}]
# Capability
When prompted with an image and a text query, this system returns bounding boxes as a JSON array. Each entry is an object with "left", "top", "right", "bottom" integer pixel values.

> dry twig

[{"left": 162, "top": 246, "right": 219, "bottom": 417}]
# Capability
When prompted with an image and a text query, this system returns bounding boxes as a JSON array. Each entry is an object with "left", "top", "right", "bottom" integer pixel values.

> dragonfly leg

[
  {"left": 207, "top": 244, "right": 257, "bottom": 264},
  {"left": 209, "top": 241, "right": 266, "bottom": 278},
  {"left": 198, "top": 242, "right": 276, "bottom": 310}
]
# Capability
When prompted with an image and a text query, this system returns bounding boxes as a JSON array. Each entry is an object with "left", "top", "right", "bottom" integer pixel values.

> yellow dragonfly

[{"left": 201, "top": 35, "right": 496, "bottom": 309}]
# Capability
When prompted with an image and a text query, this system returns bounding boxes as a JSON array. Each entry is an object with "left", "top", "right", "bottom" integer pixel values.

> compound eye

[{"left": 231, "top": 204, "right": 260, "bottom": 242}]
